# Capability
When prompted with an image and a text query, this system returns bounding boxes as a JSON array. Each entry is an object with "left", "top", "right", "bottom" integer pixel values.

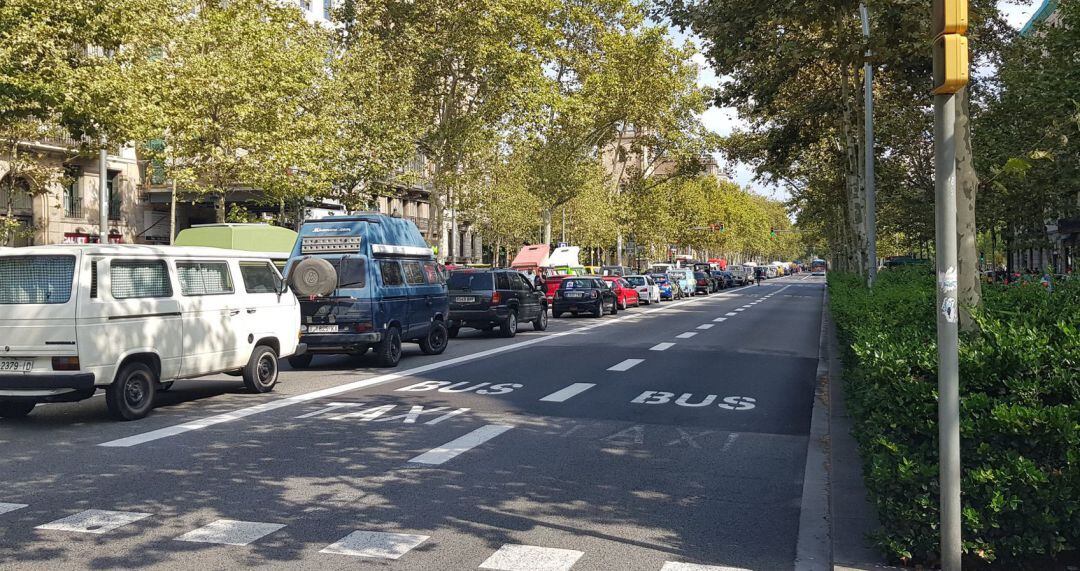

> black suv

[
  {"left": 552, "top": 277, "right": 618, "bottom": 318},
  {"left": 447, "top": 269, "right": 548, "bottom": 338}
]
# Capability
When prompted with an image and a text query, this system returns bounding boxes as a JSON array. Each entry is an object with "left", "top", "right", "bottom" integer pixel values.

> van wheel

[
  {"left": 420, "top": 321, "right": 449, "bottom": 355},
  {"left": 375, "top": 327, "right": 402, "bottom": 367},
  {"left": 500, "top": 311, "right": 518, "bottom": 338},
  {"left": 0, "top": 401, "right": 35, "bottom": 419},
  {"left": 106, "top": 362, "right": 157, "bottom": 421},
  {"left": 243, "top": 345, "right": 279, "bottom": 393},
  {"left": 288, "top": 354, "right": 313, "bottom": 369},
  {"left": 533, "top": 308, "right": 548, "bottom": 331}
]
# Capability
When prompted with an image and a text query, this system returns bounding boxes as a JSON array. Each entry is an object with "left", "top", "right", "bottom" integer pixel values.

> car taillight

[
  {"left": 354, "top": 322, "right": 372, "bottom": 332},
  {"left": 491, "top": 291, "right": 501, "bottom": 305},
  {"left": 698, "top": 279, "right": 706, "bottom": 285},
  {"left": 52, "top": 356, "right": 80, "bottom": 371}
]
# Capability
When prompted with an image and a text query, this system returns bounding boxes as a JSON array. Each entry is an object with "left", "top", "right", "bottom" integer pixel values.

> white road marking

[
  {"left": 479, "top": 544, "right": 585, "bottom": 571},
  {"left": 649, "top": 342, "right": 675, "bottom": 351},
  {"left": 97, "top": 286, "right": 753, "bottom": 448},
  {"left": 37, "top": 509, "right": 151, "bottom": 534},
  {"left": 661, "top": 562, "right": 752, "bottom": 571},
  {"left": 607, "top": 359, "right": 644, "bottom": 371},
  {"left": 425, "top": 407, "right": 470, "bottom": 425},
  {"left": 712, "top": 317, "right": 728, "bottom": 322},
  {"left": 734, "top": 308, "right": 746, "bottom": 312},
  {"left": 539, "top": 383, "right": 596, "bottom": 402},
  {"left": 174, "top": 519, "right": 285, "bottom": 546},
  {"left": 741, "top": 305, "right": 753, "bottom": 308},
  {"left": 0, "top": 503, "right": 27, "bottom": 516},
  {"left": 696, "top": 324, "right": 714, "bottom": 330},
  {"left": 294, "top": 402, "right": 364, "bottom": 419},
  {"left": 720, "top": 433, "right": 740, "bottom": 453},
  {"left": 320, "top": 530, "right": 429, "bottom": 559},
  {"left": 408, "top": 424, "right": 513, "bottom": 465},
  {"left": 725, "top": 312, "right": 738, "bottom": 316},
  {"left": 676, "top": 332, "right": 697, "bottom": 339}
]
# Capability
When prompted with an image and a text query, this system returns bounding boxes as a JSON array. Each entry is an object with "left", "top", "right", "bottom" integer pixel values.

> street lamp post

[{"left": 861, "top": 3, "right": 877, "bottom": 286}]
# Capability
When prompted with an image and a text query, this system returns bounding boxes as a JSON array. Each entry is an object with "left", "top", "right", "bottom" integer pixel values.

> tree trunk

[
  {"left": 542, "top": 209, "right": 552, "bottom": 246},
  {"left": 215, "top": 194, "right": 226, "bottom": 223},
  {"left": 841, "top": 63, "right": 866, "bottom": 275},
  {"left": 955, "top": 86, "right": 982, "bottom": 331}
]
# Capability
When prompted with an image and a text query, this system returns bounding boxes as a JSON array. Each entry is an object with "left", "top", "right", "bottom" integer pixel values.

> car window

[
  {"left": 562, "top": 279, "right": 591, "bottom": 289},
  {"left": 379, "top": 260, "right": 404, "bottom": 286},
  {"left": 625, "top": 276, "right": 644, "bottom": 286},
  {"left": 496, "top": 272, "right": 511, "bottom": 290},
  {"left": 0, "top": 255, "right": 75, "bottom": 305},
  {"left": 422, "top": 262, "right": 442, "bottom": 284},
  {"left": 513, "top": 273, "right": 531, "bottom": 290},
  {"left": 111, "top": 259, "right": 172, "bottom": 299},
  {"left": 618, "top": 278, "right": 631, "bottom": 288},
  {"left": 402, "top": 261, "right": 426, "bottom": 285},
  {"left": 239, "top": 261, "right": 280, "bottom": 294},
  {"left": 176, "top": 261, "right": 233, "bottom": 296},
  {"left": 447, "top": 271, "right": 492, "bottom": 290}
]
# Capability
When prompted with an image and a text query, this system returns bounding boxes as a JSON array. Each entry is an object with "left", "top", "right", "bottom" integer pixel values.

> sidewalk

[{"left": 822, "top": 293, "right": 898, "bottom": 571}]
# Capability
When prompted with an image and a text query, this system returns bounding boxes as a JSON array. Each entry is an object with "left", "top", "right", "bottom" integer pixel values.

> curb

[{"left": 794, "top": 285, "right": 832, "bottom": 571}]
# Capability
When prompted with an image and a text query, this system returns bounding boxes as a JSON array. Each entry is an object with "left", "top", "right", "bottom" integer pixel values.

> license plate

[
  {"left": 565, "top": 292, "right": 583, "bottom": 299},
  {"left": 0, "top": 358, "right": 33, "bottom": 373},
  {"left": 454, "top": 296, "right": 476, "bottom": 303},
  {"left": 308, "top": 325, "right": 339, "bottom": 334}
]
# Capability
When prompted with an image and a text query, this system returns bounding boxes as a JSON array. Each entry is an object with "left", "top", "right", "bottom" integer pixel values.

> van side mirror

[{"left": 278, "top": 276, "right": 290, "bottom": 295}]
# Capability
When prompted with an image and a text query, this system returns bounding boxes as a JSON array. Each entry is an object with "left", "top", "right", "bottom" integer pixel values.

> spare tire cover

[{"left": 289, "top": 257, "right": 337, "bottom": 297}]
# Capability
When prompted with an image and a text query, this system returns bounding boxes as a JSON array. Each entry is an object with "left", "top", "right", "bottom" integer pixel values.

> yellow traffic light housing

[
  {"left": 933, "top": 0, "right": 969, "bottom": 37},
  {"left": 932, "top": 34, "right": 969, "bottom": 95}
]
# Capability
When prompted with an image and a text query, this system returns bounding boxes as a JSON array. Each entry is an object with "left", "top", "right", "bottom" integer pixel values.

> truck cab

[{"left": 284, "top": 214, "right": 448, "bottom": 368}]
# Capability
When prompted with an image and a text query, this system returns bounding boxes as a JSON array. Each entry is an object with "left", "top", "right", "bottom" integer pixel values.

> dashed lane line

[
  {"left": 0, "top": 503, "right": 27, "bottom": 516},
  {"left": 696, "top": 324, "right": 714, "bottom": 330},
  {"left": 661, "top": 563, "right": 752, "bottom": 571},
  {"left": 725, "top": 312, "right": 738, "bottom": 317},
  {"left": 479, "top": 544, "right": 584, "bottom": 571},
  {"left": 175, "top": 519, "right": 285, "bottom": 546},
  {"left": 36, "top": 509, "right": 152, "bottom": 534},
  {"left": 650, "top": 342, "right": 676, "bottom": 351},
  {"left": 98, "top": 286, "right": 752, "bottom": 448},
  {"left": 539, "top": 383, "right": 596, "bottom": 403},
  {"left": 676, "top": 332, "right": 698, "bottom": 339},
  {"left": 607, "top": 359, "right": 644, "bottom": 372},
  {"left": 712, "top": 317, "right": 728, "bottom": 322},
  {"left": 321, "top": 530, "right": 430, "bottom": 560},
  {"left": 408, "top": 424, "right": 514, "bottom": 465}
]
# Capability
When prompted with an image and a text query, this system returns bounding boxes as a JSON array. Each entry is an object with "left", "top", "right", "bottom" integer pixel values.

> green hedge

[{"left": 829, "top": 269, "right": 1080, "bottom": 566}]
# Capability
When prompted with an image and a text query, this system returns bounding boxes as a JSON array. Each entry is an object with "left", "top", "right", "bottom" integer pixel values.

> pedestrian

[{"left": 755, "top": 268, "right": 764, "bottom": 286}]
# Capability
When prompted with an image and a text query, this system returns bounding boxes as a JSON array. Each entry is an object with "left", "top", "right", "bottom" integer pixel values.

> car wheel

[
  {"left": 0, "top": 401, "right": 35, "bottom": 419},
  {"left": 106, "top": 361, "right": 157, "bottom": 421},
  {"left": 420, "top": 320, "right": 449, "bottom": 355},
  {"left": 592, "top": 302, "right": 604, "bottom": 318},
  {"left": 533, "top": 308, "right": 549, "bottom": 331},
  {"left": 243, "top": 345, "right": 279, "bottom": 394},
  {"left": 619, "top": 298, "right": 627, "bottom": 310},
  {"left": 375, "top": 326, "right": 403, "bottom": 367},
  {"left": 611, "top": 299, "right": 619, "bottom": 315},
  {"left": 500, "top": 311, "right": 518, "bottom": 338},
  {"left": 288, "top": 353, "right": 313, "bottom": 369},
  {"left": 447, "top": 325, "right": 461, "bottom": 338}
]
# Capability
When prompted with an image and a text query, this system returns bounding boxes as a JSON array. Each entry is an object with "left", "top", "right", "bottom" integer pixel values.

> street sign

[{"left": 558, "top": 242, "right": 567, "bottom": 248}]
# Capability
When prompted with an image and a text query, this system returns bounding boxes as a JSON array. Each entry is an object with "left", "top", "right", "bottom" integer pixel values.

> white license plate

[
  {"left": 308, "top": 325, "right": 339, "bottom": 334},
  {"left": 0, "top": 358, "right": 33, "bottom": 373},
  {"left": 565, "top": 292, "right": 584, "bottom": 298},
  {"left": 454, "top": 296, "right": 476, "bottom": 303}
]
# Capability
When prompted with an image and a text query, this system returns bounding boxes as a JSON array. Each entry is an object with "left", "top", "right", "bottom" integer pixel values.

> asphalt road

[{"left": 0, "top": 275, "right": 825, "bottom": 571}]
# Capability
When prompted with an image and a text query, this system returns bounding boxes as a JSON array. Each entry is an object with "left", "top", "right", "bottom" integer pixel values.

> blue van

[{"left": 283, "top": 214, "right": 449, "bottom": 368}]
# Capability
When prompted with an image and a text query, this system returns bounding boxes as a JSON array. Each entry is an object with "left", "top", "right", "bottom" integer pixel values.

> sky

[{"left": 680, "top": 1, "right": 1041, "bottom": 201}]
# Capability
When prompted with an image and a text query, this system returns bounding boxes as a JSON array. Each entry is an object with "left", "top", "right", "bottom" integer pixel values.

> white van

[{"left": 0, "top": 245, "right": 302, "bottom": 420}]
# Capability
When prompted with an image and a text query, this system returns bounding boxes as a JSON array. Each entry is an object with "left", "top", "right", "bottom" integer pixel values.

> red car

[
  {"left": 544, "top": 275, "right": 572, "bottom": 304},
  {"left": 602, "top": 276, "right": 641, "bottom": 310}
]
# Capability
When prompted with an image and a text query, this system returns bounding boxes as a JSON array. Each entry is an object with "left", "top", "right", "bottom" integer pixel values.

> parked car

[
  {"left": 552, "top": 277, "right": 618, "bottom": 318},
  {"left": 649, "top": 273, "right": 677, "bottom": 300},
  {"left": 601, "top": 276, "right": 641, "bottom": 310},
  {"left": 543, "top": 274, "right": 572, "bottom": 304},
  {"left": 727, "top": 266, "right": 750, "bottom": 286},
  {"left": 446, "top": 269, "right": 547, "bottom": 338},
  {"left": 0, "top": 245, "right": 302, "bottom": 420},
  {"left": 624, "top": 274, "right": 661, "bottom": 304},
  {"left": 693, "top": 271, "right": 714, "bottom": 295},
  {"left": 284, "top": 213, "right": 448, "bottom": 369},
  {"left": 712, "top": 271, "right": 735, "bottom": 289},
  {"left": 600, "top": 265, "right": 631, "bottom": 277},
  {"left": 668, "top": 268, "right": 696, "bottom": 297}
]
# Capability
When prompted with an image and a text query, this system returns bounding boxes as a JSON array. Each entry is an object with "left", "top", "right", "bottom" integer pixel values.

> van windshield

[
  {"left": 0, "top": 255, "right": 76, "bottom": 304},
  {"left": 447, "top": 272, "right": 493, "bottom": 290}
]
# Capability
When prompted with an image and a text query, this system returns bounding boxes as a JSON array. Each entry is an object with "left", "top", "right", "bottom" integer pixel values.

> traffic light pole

[{"left": 933, "top": 91, "right": 962, "bottom": 571}]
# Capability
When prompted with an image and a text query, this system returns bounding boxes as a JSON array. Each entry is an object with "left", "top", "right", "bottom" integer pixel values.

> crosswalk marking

[
  {"left": 696, "top": 324, "right": 714, "bottom": 330},
  {"left": 725, "top": 312, "right": 737, "bottom": 316},
  {"left": 712, "top": 317, "right": 727, "bottom": 322},
  {"left": 175, "top": 519, "right": 285, "bottom": 546},
  {"left": 0, "top": 503, "right": 27, "bottom": 516},
  {"left": 676, "top": 332, "right": 697, "bottom": 339},
  {"left": 607, "top": 359, "right": 644, "bottom": 371},
  {"left": 36, "top": 509, "right": 152, "bottom": 534},
  {"left": 479, "top": 544, "right": 585, "bottom": 571},
  {"left": 649, "top": 342, "right": 675, "bottom": 351},
  {"left": 320, "top": 530, "right": 429, "bottom": 559},
  {"left": 409, "top": 424, "right": 514, "bottom": 465},
  {"left": 539, "top": 383, "right": 596, "bottom": 402},
  {"left": 734, "top": 308, "right": 745, "bottom": 312},
  {"left": 661, "top": 563, "right": 752, "bottom": 571}
]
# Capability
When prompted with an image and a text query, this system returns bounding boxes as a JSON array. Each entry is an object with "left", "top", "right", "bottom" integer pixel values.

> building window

[
  {"left": 323, "top": 0, "right": 332, "bottom": 19},
  {"left": 63, "top": 166, "right": 82, "bottom": 218},
  {"left": 299, "top": 0, "right": 311, "bottom": 11},
  {"left": 0, "top": 175, "right": 33, "bottom": 212},
  {"left": 106, "top": 170, "right": 121, "bottom": 220}
]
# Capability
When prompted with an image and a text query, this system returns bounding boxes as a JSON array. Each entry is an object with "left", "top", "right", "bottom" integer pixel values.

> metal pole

[
  {"left": 934, "top": 92, "right": 962, "bottom": 571},
  {"left": 861, "top": 3, "right": 877, "bottom": 286},
  {"left": 169, "top": 178, "right": 177, "bottom": 245},
  {"left": 98, "top": 143, "right": 108, "bottom": 243},
  {"left": 561, "top": 206, "right": 566, "bottom": 243}
]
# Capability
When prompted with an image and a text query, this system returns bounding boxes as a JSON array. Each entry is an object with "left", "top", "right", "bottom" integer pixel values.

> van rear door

[{"left": 0, "top": 253, "right": 80, "bottom": 376}]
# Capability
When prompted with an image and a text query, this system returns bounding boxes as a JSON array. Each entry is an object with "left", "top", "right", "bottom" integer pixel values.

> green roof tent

[{"left": 174, "top": 224, "right": 298, "bottom": 261}]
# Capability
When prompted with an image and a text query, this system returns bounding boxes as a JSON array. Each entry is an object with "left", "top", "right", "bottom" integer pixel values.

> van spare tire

[{"left": 289, "top": 256, "right": 338, "bottom": 297}]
